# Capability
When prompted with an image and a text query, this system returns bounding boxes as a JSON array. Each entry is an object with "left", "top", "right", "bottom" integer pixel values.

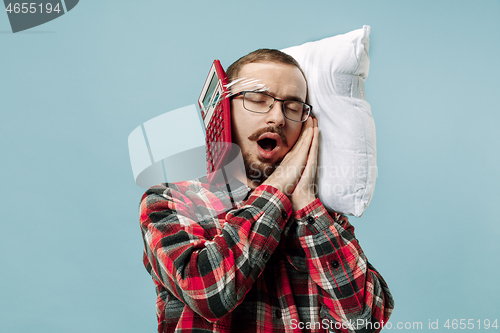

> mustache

[{"left": 248, "top": 126, "right": 288, "bottom": 147}]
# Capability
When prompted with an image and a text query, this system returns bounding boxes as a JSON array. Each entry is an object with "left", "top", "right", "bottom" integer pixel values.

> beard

[
  {"left": 239, "top": 125, "right": 289, "bottom": 184},
  {"left": 242, "top": 153, "right": 281, "bottom": 184}
]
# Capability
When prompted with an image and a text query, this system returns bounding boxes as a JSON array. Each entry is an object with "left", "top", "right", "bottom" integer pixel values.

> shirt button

[
  {"left": 263, "top": 253, "right": 270, "bottom": 260},
  {"left": 331, "top": 260, "right": 340, "bottom": 269},
  {"left": 275, "top": 309, "right": 282, "bottom": 319},
  {"left": 281, "top": 211, "right": 288, "bottom": 220},
  {"left": 307, "top": 216, "right": 315, "bottom": 224}
]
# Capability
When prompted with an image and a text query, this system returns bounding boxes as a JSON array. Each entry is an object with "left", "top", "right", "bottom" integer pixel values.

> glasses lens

[
  {"left": 242, "top": 92, "right": 311, "bottom": 122},
  {"left": 301, "top": 104, "right": 311, "bottom": 121},
  {"left": 284, "top": 101, "right": 310, "bottom": 122},
  {"left": 243, "top": 92, "right": 273, "bottom": 113}
]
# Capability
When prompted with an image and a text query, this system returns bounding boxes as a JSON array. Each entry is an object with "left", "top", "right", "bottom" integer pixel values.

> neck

[{"left": 226, "top": 161, "right": 260, "bottom": 190}]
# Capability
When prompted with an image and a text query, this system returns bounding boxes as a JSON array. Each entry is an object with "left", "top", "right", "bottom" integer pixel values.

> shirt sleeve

[
  {"left": 286, "top": 198, "right": 395, "bottom": 333},
  {"left": 140, "top": 183, "right": 292, "bottom": 322}
]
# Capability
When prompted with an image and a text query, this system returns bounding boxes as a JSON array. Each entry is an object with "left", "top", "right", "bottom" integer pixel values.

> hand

[
  {"left": 262, "top": 117, "right": 317, "bottom": 203},
  {"left": 291, "top": 117, "right": 319, "bottom": 211}
]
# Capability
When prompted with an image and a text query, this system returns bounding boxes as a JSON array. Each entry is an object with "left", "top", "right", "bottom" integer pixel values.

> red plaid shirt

[{"left": 140, "top": 177, "right": 394, "bottom": 333}]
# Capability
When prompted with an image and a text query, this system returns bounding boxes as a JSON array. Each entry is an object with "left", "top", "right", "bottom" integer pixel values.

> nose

[{"left": 265, "top": 100, "right": 286, "bottom": 127}]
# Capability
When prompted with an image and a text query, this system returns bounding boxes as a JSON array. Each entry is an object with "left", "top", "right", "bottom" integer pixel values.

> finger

[
  {"left": 286, "top": 117, "right": 314, "bottom": 157},
  {"left": 301, "top": 118, "right": 319, "bottom": 180},
  {"left": 268, "top": 118, "right": 315, "bottom": 189},
  {"left": 308, "top": 118, "right": 320, "bottom": 179},
  {"left": 295, "top": 116, "right": 314, "bottom": 144}
]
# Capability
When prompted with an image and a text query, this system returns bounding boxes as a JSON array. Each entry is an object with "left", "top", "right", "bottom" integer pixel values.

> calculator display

[{"left": 202, "top": 74, "right": 218, "bottom": 111}]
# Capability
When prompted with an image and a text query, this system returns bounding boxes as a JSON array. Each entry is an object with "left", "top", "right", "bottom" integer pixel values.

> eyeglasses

[{"left": 232, "top": 91, "right": 312, "bottom": 122}]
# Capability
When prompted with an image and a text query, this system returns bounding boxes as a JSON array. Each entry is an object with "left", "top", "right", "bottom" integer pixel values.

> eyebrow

[{"left": 258, "top": 88, "right": 306, "bottom": 103}]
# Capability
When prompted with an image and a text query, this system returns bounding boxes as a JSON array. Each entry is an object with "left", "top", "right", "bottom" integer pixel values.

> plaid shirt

[{"left": 140, "top": 177, "right": 394, "bottom": 333}]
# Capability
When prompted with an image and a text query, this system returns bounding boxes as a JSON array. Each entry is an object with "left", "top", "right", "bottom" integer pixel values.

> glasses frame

[{"left": 232, "top": 91, "right": 313, "bottom": 123}]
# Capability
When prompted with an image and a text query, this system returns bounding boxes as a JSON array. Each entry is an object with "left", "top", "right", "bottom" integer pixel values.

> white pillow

[{"left": 282, "top": 25, "right": 376, "bottom": 217}]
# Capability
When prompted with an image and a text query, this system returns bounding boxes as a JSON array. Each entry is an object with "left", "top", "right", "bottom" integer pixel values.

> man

[{"left": 140, "top": 49, "right": 394, "bottom": 332}]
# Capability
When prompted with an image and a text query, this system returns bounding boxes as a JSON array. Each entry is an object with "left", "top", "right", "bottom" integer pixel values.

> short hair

[{"left": 226, "top": 49, "right": 307, "bottom": 91}]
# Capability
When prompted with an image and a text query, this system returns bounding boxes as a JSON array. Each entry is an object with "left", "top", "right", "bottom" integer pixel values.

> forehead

[{"left": 235, "top": 62, "right": 307, "bottom": 101}]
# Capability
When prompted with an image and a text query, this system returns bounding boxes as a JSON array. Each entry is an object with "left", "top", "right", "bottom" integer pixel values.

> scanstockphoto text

[
  {"left": 290, "top": 318, "right": 387, "bottom": 331},
  {"left": 289, "top": 318, "right": 499, "bottom": 331}
]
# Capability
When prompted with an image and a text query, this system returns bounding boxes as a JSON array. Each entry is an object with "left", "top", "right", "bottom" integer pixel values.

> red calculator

[{"left": 198, "top": 60, "right": 232, "bottom": 183}]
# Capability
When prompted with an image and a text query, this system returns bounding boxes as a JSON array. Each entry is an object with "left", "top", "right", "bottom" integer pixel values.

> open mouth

[{"left": 257, "top": 138, "right": 277, "bottom": 151}]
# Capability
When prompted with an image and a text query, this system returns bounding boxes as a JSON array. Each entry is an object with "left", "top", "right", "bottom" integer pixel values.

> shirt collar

[{"left": 218, "top": 177, "right": 252, "bottom": 204}]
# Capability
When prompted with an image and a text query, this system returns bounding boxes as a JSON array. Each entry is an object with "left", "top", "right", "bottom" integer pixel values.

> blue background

[{"left": 1, "top": 1, "right": 499, "bottom": 332}]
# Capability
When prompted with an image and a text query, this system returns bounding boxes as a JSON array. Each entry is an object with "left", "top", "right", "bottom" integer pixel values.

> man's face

[{"left": 230, "top": 61, "right": 307, "bottom": 184}]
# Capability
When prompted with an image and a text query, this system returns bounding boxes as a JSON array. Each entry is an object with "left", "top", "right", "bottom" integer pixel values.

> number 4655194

[
  {"left": 444, "top": 319, "right": 498, "bottom": 330},
  {"left": 5, "top": 3, "right": 61, "bottom": 14}
]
